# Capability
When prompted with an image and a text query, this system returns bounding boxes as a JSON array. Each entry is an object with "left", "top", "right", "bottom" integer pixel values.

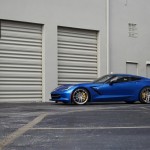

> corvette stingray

[{"left": 51, "top": 74, "right": 150, "bottom": 105}]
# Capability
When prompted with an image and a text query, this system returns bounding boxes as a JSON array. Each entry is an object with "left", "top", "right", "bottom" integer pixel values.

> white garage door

[
  {"left": 0, "top": 20, "right": 42, "bottom": 102},
  {"left": 146, "top": 65, "right": 150, "bottom": 78},
  {"left": 126, "top": 62, "right": 138, "bottom": 75},
  {"left": 58, "top": 27, "right": 98, "bottom": 85}
]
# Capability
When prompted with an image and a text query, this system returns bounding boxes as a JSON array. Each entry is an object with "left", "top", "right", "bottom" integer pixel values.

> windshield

[{"left": 93, "top": 75, "right": 116, "bottom": 83}]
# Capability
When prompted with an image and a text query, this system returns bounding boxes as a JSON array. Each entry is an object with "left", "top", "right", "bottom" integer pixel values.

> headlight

[
  {"left": 62, "top": 86, "right": 73, "bottom": 90},
  {"left": 53, "top": 85, "right": 73, "bottom": 92},
  {"left": 53, "top": 86, "right": 61, "bottom": 92}
]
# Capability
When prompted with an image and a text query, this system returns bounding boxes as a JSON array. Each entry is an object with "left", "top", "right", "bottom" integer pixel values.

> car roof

[{"left": 109, "top": 73, "right": 145, "bottom": 78}]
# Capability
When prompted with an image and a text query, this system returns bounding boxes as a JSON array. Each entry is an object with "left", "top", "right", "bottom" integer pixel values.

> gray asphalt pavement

[{"left": 0, "top": 102, "right": 150, "bottom": 150}]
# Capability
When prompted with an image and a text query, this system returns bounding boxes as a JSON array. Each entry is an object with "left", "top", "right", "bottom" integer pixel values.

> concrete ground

[{"left": 0, "top": 102, "right": 150, "bottom": 150}]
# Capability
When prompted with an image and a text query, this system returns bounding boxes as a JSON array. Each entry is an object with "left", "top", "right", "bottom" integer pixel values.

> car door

[{"left": 97, "top": 76, "right": 138, "bottom": 101}]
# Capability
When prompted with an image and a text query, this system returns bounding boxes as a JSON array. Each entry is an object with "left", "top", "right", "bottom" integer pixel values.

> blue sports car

[{"left": 51, "top": 74, "right": 150, "bottom": 105}]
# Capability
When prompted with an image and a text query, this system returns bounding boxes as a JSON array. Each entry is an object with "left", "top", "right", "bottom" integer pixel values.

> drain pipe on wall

[{"left": 106, "top": 0, "right": 110, "bottom": 74}]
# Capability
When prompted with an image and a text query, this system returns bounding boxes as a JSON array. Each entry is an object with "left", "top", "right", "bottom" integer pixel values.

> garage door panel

[
  {"left": 0, "top": 49, "right": 41, "bottom": 57},
  {"left": 1, "top": 31, "right": 42, "bottom": 41},
  {"left": 58, "top": 78, "right": 94, "bottom": 83},
  {"left": 0, "top": 94, "right": 42, "bottom": 98},
  {"left": 0, "top": 64, "right": 42, "bottom": 69},
  {"left": 0, "top": 77, "right": 41, "bottom": 82},
  {"left": 2, "top": 20, "right": 42, "bottom": 29},
  {"left": 0, "top": 82, "right": 42, "bottom": 86},
  {"left": 0, "top": 57, "right": 42, "bottom": 65},
  {"left": 58, "top": 32, "right": 97, "bottom": 40},
  {"left": 0, "top": 72, "right": 42, "bottom": 78},
  {"left": 58, "top": 45, "right": 97, "bottom": 51},
  {"left": 58, "top": 79, "right": 94, "bottom": 84},
  {"left": 58, "top": 57, "right": 97, "bottom": 63},
  {"left": 2, "top": 26, "right": 42, "bottom": 34},
  {"left": 58, "top": 48, "right": 97, "bottom": 56},
  {"left": 2, "top": 37, "right": 42, "bottom": 44},
  {"left": 0, "top": 85, "right": 42, "bottom": 101},
  {"left": 0, "top": 39, "right": 42, "bottom": 47},
  {"left": 58, "top": 74, "right": 97, "bottom": 79},
  {"left": 58, "top": 36, "right": 97, "bottom": 45},
  {"left": 58, "top": 26, "right": 98, "bottom": 85},
  {"left": 0, "top": 67, "right": 41, "bottom": 72},
  {"left": 58, "top": 27, "right": 97, "bottom": 36},
  {"left": 58, "top": 53, "right": 97, "bottom": 60},
  {"left": 58, "top": 66, "right": 97, "bottom": 71},
  {"left": 0, "top": 98, "right": 42, "bottom": 102},
  {"left": 58, "top": 41, "right": 97, "bottom": 49},
  {"left": 0, "top": 20, "right": 42, "bottom": 102},
  {"left": 0, "top": 53, "right": 42, "bottom": 59},
  {"left": 58, "top": 70, "right": 97, "bottom": 75},
  {"left": 0, "top": 91, "right": 42, "bottom": 95},
  {"left": 0, "top": 44, "right": 42, "bottom": 52},
  {"left": 58, "top": 60, "right": 97, "bottom": 67},
  {"left": 0, "top": 85, "right": 42, "bottom": 91}
]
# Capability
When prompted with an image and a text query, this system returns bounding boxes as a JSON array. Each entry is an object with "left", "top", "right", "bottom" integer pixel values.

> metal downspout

[{"left": 107, "top": 0, "right": 110, "bottom": 74}]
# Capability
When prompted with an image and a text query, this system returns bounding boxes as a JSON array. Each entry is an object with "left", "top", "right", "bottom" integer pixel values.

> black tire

[
  {"left": 139, "top": 87, "right": 150, "bottom": 104},
  {"left": 72, "top": 88, "right": 89, "bottom": 105},
  {"left": 125, "top": 101, "right": 135, "bottom": 104},
  {"left": 63, "top": 102, "right": 68, "bottom": 104}
]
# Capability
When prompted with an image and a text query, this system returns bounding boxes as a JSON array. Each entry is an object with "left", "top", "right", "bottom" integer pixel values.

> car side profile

[{"left": 50, "top": 74, "right": 150, "bottom": 105}]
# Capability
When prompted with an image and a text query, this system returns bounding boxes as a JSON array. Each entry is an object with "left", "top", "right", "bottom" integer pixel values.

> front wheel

[
  {"left": 139, "top": 87, "right": 150, "bottom": 104},
  {"left": 72, "top": 88, "right": 89, "bottom": 105}
]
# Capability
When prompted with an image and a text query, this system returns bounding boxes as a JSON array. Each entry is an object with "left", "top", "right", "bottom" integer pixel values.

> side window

[
  {"left": 111, "top": 76, "right": 141, "bottom": 84},
  {"left": 130, "top": 77, "right": 141, "bottom": 81},
  {"left": 116, "top": 77, "right": 130, "bottom": 83}
]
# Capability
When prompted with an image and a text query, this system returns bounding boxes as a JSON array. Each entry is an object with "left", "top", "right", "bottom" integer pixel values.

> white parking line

[
  {"left": 0, "top": 113, "right": 48, "bottom": 150},
  {"left": 31, "top": 126, "right": 150, "bottom": 130},
  {"left": 140, "top": 107, "right": 150, "bottom": 110}
]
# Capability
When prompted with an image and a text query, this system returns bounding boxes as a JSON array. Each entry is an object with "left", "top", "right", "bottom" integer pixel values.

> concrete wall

[
  {"left": 0, "top": 0, "right": 107, "bottom": 102},
  {"left": 109, "top": 0, "right": 150, "bottom": 76}
]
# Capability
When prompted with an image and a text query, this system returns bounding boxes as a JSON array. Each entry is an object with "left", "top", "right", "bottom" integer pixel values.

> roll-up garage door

[
  {"left": 58, "top": 26, "right": 98, "bottom": 85},
  {"left": 126, "top": 62, "right": 138, "bottom": 75},
  {"left": 0, "top": 20, "right": 42, "bottom": 102}
]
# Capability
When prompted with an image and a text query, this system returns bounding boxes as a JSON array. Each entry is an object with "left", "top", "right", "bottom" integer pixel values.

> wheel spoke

[
  {"left": 147, "top": 94, "right": 150, "bottom": 103},
  {"left": 141, "top": 87, "right": 150, "bottom": 104},
  {"left": 72, "top": 89, "right": 88, "bottom": 105}
]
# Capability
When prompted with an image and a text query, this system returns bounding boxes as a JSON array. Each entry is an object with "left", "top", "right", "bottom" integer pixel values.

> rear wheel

[
  {"left": 139, "top": 87, "right": 150, "bottom": 104},
  {"left": 72, "top": 88, "right": 89, "bottom": 105}
]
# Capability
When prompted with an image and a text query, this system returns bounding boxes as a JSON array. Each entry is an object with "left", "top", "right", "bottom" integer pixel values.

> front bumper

[{"left": 50, "top": 90, "right": 72, "bottom": 103}]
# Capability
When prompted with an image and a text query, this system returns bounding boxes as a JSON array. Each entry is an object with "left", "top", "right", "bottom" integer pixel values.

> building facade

[
  {"left": 0, "top": 0, "right": 150, "bottom": 102},
  {"left": 109, "top": 0, "right": 150, "bottom": 77}
]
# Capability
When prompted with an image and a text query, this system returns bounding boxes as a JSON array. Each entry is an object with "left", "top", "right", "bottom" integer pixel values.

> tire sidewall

[
  {"left": 71, "top": 88, "right": 89, "bottom": 105},
  {"left": 139, "top": 86, "right": 150, "bottom": 104}
]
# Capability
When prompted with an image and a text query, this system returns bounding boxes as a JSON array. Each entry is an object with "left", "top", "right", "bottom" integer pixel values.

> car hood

[
  {"left": 63, "top": 82, "right": 104, "bottom": 88},
  {"left": 75, "top": 82, "right": 104, "bottom": 87},
  {"left": 53, "top": 82, "right": 104, "bottom": 92}
]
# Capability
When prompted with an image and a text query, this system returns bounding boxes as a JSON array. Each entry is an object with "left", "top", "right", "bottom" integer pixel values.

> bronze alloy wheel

[
  {"left": 72, "top": 88, "right": 89, "bottom": 105},
  {"left": 140, "top": 87, "right": 150, "bottom": 104}
]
